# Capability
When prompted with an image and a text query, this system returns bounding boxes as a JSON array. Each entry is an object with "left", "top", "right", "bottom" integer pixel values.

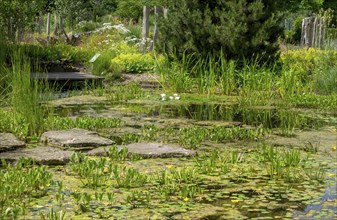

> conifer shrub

[{"left": 159, "top": 0, "right": 286, "bottom": 63}]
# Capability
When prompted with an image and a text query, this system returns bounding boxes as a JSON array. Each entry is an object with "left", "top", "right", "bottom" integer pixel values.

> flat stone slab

[
  {"left": 88, "top": 142, "right": 196, "bottom": 158},
  {"left": 41, "top": 128, "right": 113, "bottom": 149},
  {"left": 0, "top": 133, "right": 25, "bottom": 152},
  {"left": 0, "top": 146, "right": 74, "bottom": 165}
]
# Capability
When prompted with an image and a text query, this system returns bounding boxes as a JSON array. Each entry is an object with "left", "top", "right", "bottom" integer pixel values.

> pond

[{"left": 1, "top": 94, "right": 337, "bottom": 220}]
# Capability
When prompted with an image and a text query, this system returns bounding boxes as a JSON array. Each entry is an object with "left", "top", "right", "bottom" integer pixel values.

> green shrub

[
  {"left": 159, "top": 0, "right": 285, "bottom": 63},
  {"left": 111, "top": 53, "right": 164, "bottom": 73},
  {"left": 76, "top": 20, "right": 100, "bottom": 32}
]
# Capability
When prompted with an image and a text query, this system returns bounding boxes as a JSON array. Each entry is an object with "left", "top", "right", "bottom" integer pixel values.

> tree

[
  {"left": 322, "top": 0, "right": 337, "bottom": 24},
  {"left": 114, "top": 0, "right": 164, "bottom": 20},
  {"left": 159, "top": 0, "right": 293, "bottom": 63},
  {"left": 0, "top": 0, "right": 44, "bottom": 41}
]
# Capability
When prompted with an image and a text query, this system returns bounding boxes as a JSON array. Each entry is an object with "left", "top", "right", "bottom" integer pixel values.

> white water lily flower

[
  {"left": 169, "top": 96, "right": 174, "bottom": 100},
  {"left": 175, "top": 96, "right": 180, "bottom": 100},
  {"left": 160, "top": 93, "right": 166, "bottom": 98},
  {"left": 161, "top": 98, "right": 166, "bottom": 101},
  {"left": 173, "top": 93, "right": 179, "bottom": 97}
]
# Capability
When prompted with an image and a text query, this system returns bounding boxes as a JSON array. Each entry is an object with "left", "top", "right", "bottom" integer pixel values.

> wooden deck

[
  {"left": 31, "top": 72, "right": 104, "bottom": 90},
  {"left": 31, "top": 72, "right": 104, "bottom": 81}
]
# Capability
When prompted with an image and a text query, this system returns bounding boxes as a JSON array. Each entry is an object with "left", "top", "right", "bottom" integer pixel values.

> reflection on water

[{"left": 54, "top": 102, "right": 334, "bottom": 130}]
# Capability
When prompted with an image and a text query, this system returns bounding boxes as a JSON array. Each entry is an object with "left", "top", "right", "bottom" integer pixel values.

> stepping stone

[
  {"left": 0, "top": 133, "right": 25, "bottom": 152},
  {"left": 88, "top": 142, "right": 197, "bottom": 158},
  {"left": 0, "top": 146, "right": 74, "bottom": 165},
  {"left": 41, "top": 128, "right": 113, "bottom": 149}
]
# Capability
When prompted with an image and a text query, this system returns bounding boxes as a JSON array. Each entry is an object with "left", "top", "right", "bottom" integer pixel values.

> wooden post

[
  {"left": 301, "top": 16, "right": 326, "bottom": 49},
  {"left": 142, "top": 6, "right": 151, "bottom": 53},
  {"left": 46, "top": 13, "right": 51, "bottom": 37},
  {"left": 59, "top": 14, "right": 63, "bottom": 34},
  {"left": 53, "top": 13, "right": 58, "bottom": 36},
  {"left": 163, "top": 7, "right": 168, "bottom": 19},
  {"left": 301, "top": 17, "right": 315, "bottom": 48},
  {"left": 152, "top": 6, "right": 163, "bottom": 51}
]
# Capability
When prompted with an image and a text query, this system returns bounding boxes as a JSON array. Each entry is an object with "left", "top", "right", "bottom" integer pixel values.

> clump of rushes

[{"left": 4, "top": 51, "right": 53, "bottom": 140}]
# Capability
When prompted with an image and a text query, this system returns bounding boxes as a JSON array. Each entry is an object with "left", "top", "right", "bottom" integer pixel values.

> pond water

[{"left": 3, "top": 96, "right": 337, "bottom": 219}]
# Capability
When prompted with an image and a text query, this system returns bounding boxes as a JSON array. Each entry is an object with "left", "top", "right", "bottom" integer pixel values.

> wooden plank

[{"left": 31, "top": 72, "right": 104, "bottom": 81}]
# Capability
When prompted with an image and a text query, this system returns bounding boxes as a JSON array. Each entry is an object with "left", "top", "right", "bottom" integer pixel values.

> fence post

[
  {"left": 142, "top": 6, "right": 151, "bottom": 53},
  {"left": 301, "top": 16, "right": 326, "bottom": 49},
  {"left": 152, "top": 6, "right": 163, "bottom": 51}
]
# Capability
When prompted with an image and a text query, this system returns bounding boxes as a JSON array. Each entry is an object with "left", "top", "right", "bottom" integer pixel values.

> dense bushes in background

[{"left": 159, "top": 0, "right": 288, "bottom": 63}]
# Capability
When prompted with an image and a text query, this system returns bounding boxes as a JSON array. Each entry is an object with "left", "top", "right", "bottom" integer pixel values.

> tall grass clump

[
  {"left": 5, "top": 50, "right": 53, "bottom": 139},
  {"left": 193, "top": 53, "right": 239, "bottom": 95},
  {"left": 0, "top": 36, "right": 9, "bottom": 104},
  {"left": 312, "top": 65, "right": 337, "bottom": 95},
  {"left": 156, "top": 53, "right": 193, "bottom": 93}
]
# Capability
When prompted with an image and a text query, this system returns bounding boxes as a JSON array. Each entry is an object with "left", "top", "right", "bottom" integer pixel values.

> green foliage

[
  {"left": 0, "top": 158, "right": 53, "bottom": 219},
  {"left": 115, "top": 0, "right": 143, "bottom": 20},
  {"left": 46, "top": 116, "right": 121, "bottom": 130},
  {"left": 114, "top": 0, "right": 162, "bottom": 20},
  {"left": 111, "top": 53, "right": 163, "bottom": 73},
  {"left": 160, "top": 0, "right": 285, "bottom": 62},
  {"left": 3, "top": 51, "right": 53, "bottom": 139},
  {"left": 21, "top": 44, "right": 93, "bottom": 65},
  {"left": 75, "top": 20, "right": 100, "bottom": 32},
  {"left": 107, "top": 82, "right": 145, "bottom": 102},
  {"left": 313, "top": 65, "right": 337, "bottom": 95},
  {"left": 280, "top": 48, "right": 337, "bottom": 97}
]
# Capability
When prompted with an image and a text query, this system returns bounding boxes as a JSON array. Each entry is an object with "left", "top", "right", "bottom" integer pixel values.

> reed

[{"left": 5, "top": 50, "right": 52, "bottom": 139}]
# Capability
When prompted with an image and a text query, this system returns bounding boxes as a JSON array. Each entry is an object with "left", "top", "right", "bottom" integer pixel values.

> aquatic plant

[
  {"left": 68, "top": 153, "right": 111, "bottom": 188},
  {"left": 46, "top": 115, "right": 121, "bottom": 131},
  {"left": 55, "top": 181, "right": 65, "bottom": 207},
  {"left": 70, "top": 192, "right": 92, "bottom": 213},
  {"left": 3, "top": 51, "right": 54, "bottom": 139},
  {"left": 194, "top": 150, "right": 232, "bottom": 175},
  {"left": 112, "top": 165, "right": 149, "bottom": 188},
  {"left": 0, "top": 158, "right": 53, "bottom": 219},
  {"left": 39, "top": 209, "right": 66, "bottom": 220},
  {"left": 302, "top": 142, "right": 320, "bottom": 153},
  {"left": 108, "top": 145, "right": 128, "bottom": 161},
  {"left": 304, "top": 167, "right": 326, "bottom": 183},
  {"left": 126, "top": 190, "right": 152, "bottom": 208},
  {"left": 107, "top": 82, "right": 145, "bottom": 102}
]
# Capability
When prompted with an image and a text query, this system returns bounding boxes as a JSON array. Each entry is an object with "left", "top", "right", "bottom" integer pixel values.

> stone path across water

[
  {"left": 0, "top": 146, "right": 74, "bottom": 165},
  {"left": 41, "top": 128, "right": 114, "bottom": 149},
  {"left": 0, "top": 133, "right": 25, "bottom": 152}
]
